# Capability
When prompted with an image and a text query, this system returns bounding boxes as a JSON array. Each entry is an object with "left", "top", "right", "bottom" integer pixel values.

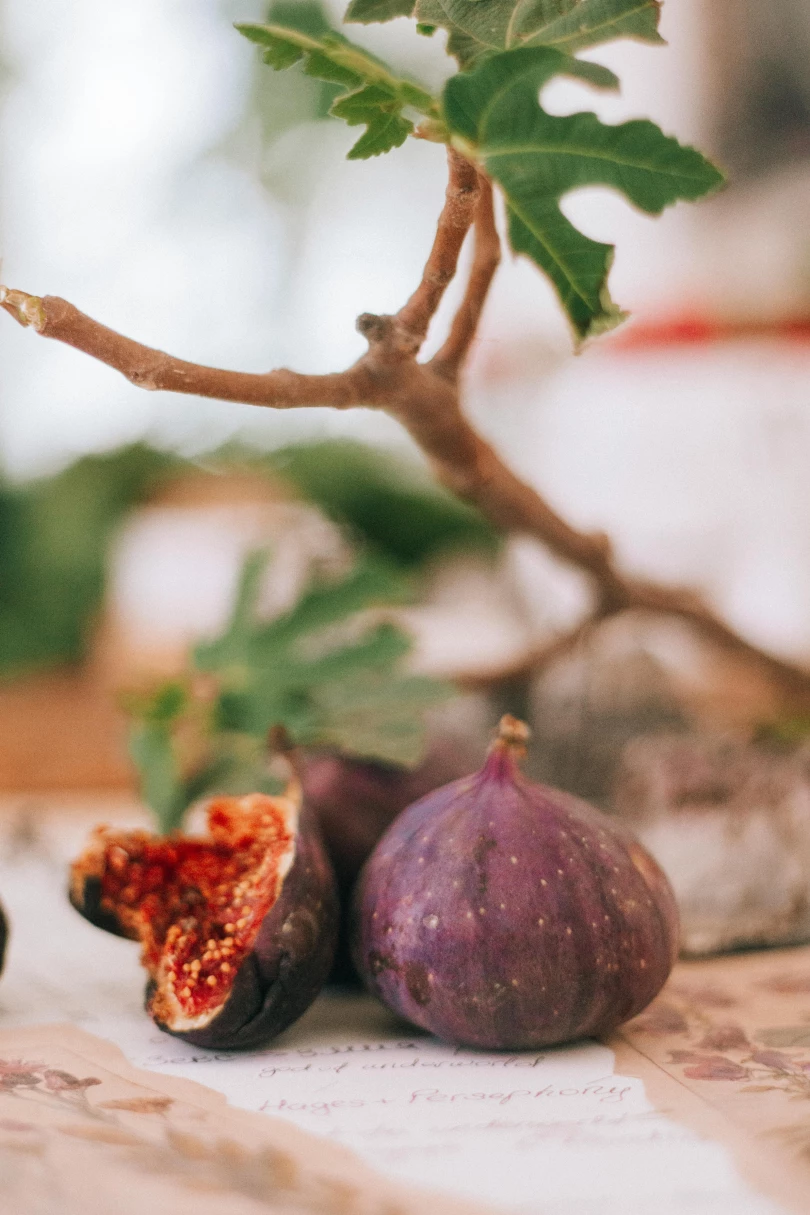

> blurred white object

[
  {"left": 615, "top": 734, "right": 810, "bottom": 955},
  {"left": 106, "top": 478, "right": 350, "bottom": 676}
]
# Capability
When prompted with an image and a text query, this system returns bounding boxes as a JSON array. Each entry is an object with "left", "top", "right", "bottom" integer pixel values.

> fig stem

[
  {"left": 267, "top": 724, "right": 304, "bottom": 803},
  {"left": 493, "top": 714, "right": 531, "bottom": 756}
]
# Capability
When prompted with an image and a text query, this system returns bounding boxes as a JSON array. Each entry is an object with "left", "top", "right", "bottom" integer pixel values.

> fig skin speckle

[{"left": 352, "top": 717, "right": 679, "bottom": 1051}]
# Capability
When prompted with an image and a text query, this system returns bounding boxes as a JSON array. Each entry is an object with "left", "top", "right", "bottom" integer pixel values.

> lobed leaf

[
  {"left": 237, "top": 21, "right": 437, "bottom": 158},
  {"left": 443, "top": 46, "right": 724, "bottom": 339},
  {"left": 206, "top": 552, "right": 451, "bottom": 761},
  {"left": 331, "top": 84, "right": 414, "bottom": 158},
  {"left": 353, "top": 0, "right": 663, "bottom": 66},
  {"left": 131, "top": 549, "right": 454, "bottom": 828}
]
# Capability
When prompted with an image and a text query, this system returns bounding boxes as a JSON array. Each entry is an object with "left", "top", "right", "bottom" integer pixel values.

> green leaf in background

[
  {"left": 345, "top": 0, "right": 416, "bottom": 23},
  {"left": 412, "top": 0, "right": 663, "bottom": 66},
  {"left": 129, "top": 548, "right": 454, "bottom": 830},
  {"left": 0, "top": 445, "right": 177, "bottom": 679},
  {"left": 128, "top": 720, "right": 188, "bottom": 836},
  {"left": 201, "top": 551, "right": 454, "bottom": 766},
  {"left": 0, "top": 438, "right": 498, "bottom": 682},
  {"left": 236, "top": 20, "right": 438, "bottom": 157},
  {"left": 443, "top": 46, "right": 724, "bottom": 340},
  {"left": 261, "top": 440, "right": 500, "bottom": 567},
  {"left": 195, "top": 550, "right": 411, "bottom": 672},
  {"left": 125, "top": 681, "right": 284, "bottom": 833},
  {"left": 313, "top": 668, "right": 451, "bottom": 766}
]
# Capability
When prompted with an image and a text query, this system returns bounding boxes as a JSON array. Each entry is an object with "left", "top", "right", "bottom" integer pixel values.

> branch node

[
  {"left": 356, "top": 312, "right": 392, "bottom": 343},
  {"left": 0, "top": 287, "right": 45, "bottom": 331},
  {"left": 356, "top": 312, "right": 419, "bottom": 361}
]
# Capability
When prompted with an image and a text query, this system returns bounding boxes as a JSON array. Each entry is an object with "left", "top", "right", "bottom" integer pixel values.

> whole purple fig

[
  {"left": 70, "top": 779, "right": 338, "bottom": 1050},
  {"left": 353, "top": 716, "right": 678, "bottom": 1050}
]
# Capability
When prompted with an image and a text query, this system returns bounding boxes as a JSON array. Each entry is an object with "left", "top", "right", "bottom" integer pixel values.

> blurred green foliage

[
  {"left": 261, "top": 439, "right": 499, "bottom": 567},
  {"left": 0, "top": 438, "right": 499, "bottom": 681},
  {"left": 129, "top": 549, "right": 453, "bottom": 831},
  {"left": 0, "top": 445, "right": 177, "bottom": 677},
  {"left": 755, "top": 715, "right": 810, "bottom": 748},
  {"left": 244, "top": 0, "right": 344, "bottom": 149}
]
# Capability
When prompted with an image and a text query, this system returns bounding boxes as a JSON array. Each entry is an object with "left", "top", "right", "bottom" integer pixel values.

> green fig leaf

[
  {"left": 443, "top": 46, "right": 725, "bottom": 340},
  {"left": 345, "top": 0, "right": 416, "bottom": 23},
  {"left": 236, "top": 21, "right": 437, "bottom": 157},
  {"left": 128, "top": 720, "right": 187, "bottom": 836},
  {"left": 331, "top": 84, "right": 414, "bottom": 157},
  {"left": 130, "top": 550, "right": 453, "bottom": 830},
  {"left": 414, "top": 0, "right": 663, "bottom": 67},
  {"left": 313, "top": 669, "right": 452, "bottom": 766}
]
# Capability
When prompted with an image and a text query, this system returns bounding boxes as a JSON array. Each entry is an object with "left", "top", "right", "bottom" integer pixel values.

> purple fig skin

[
  {"left": 155, "top": 803, "right": 338, "bottom": 1050},
  {"left": 352, "top": 718, "right": 679, "bottom": 1050},
  {"left": 302, "top": 744, "right": 471, "bottom": 983},
  {"left": 69, "top": 877, "right": 135, "bottom": 940}
]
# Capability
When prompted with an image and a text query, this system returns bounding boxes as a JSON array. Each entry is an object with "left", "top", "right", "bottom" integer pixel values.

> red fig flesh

[
  {"left": 70, "top": 787, "right": 337, "bottom": 1049},
  {"left": 353, "top": 717, "right": 678, "bottom": 1050}
]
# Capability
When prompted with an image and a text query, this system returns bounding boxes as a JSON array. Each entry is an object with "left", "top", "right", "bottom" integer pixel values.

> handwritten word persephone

[
  {"left": 262, "top": 1080, "right": 632, "bottom": 1116},
  {"left": 408, "top": 1083, "right": 632, "bottom": 1106}
]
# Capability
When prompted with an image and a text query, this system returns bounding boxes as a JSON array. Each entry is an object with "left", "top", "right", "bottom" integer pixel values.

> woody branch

[{"left": 3, "top": 148, "right": 810, "bottom": 706}]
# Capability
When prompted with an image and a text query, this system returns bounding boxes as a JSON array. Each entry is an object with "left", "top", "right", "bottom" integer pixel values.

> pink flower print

[
  {"left": 698, "top": 1025, "right": 750, "bottom": 1052},
  {"left": 749, "top": 1050, "right": 798, "bottom": 1073},
  {"left": 683, "top": 1055, "right": 750, "bottom": 1081},
  {"left": 668, "top": 1050, "right": 701, "bottom": 1063},
  {"left": 0, "top": 1070, "right": 41, "bottom": 1090},
  {"left": 42, "top": 1069, "right": 101, "bottom": 1093}
]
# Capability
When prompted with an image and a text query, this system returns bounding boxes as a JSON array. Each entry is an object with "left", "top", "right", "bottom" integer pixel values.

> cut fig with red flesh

[{"left": 70, "top": 788, "right": 337, "bottom": 1049}]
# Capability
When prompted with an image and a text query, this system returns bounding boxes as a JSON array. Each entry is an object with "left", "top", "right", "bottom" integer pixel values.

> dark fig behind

[
  {"left": 302, "top": 743, "right": 472, "bottom": 983},
  {"left": 71, "top": 782, "right": 338, "bottom": 1050},
  {"left": 353, "top": 717, "right": 678, "bottom": 1050}
]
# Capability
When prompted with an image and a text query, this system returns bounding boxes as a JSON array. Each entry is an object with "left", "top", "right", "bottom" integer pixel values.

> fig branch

[{"left": 3, "top": 150, "right": 810, "bottom": 706}]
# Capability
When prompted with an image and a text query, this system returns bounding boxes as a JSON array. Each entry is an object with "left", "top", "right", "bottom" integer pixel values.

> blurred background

[{"left": 2, "top": 0, "right": 810, "bottom": 819}]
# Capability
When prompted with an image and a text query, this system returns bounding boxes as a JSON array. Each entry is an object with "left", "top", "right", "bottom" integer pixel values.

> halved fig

[{"left": 70, "top": 782, "right": 337, "bottom": 1049}]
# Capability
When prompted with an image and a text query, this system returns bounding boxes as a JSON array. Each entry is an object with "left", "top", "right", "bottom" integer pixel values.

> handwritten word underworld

[{"left": 258, "top": 1054, "right": 546, "bottom": 1079}]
